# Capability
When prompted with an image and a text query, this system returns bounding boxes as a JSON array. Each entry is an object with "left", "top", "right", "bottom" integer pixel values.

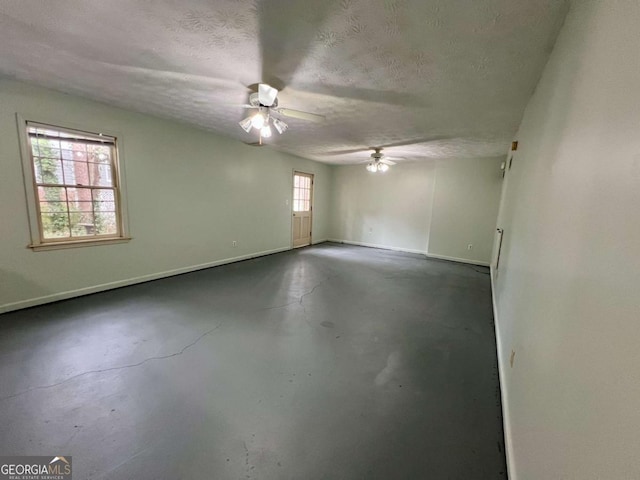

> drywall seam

[
  {"left": 491, "top": 266, "right": 516, "bottom": 480},
  {"left": 0, "top": 246, "right": 291, "bottom": 314}
]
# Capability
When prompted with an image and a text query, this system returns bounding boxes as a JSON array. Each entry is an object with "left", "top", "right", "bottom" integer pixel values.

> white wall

[
  {"left": 0, "top": 79, "right": 331, "bottom": 312},
  {"left": 493, "top": 1, "right": 640, "bottom": 479},
  {"left": 330, "top": 157, "right": 503, "bottom": 264},
  {"left": 330, "top": 161, "right": 436, "bottom": 254},
  {"left": 429, "top": 156, "right": 504, "bottom": 264}
]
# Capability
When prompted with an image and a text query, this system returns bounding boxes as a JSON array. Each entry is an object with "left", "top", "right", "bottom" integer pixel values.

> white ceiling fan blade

[
  {"left": 274, "top": 108, "right": 325, "bottom": 123},
  {"left": 258, "top": 83, "right": 278, "bottom": 107},
  {"left": 381, "top": 159, "right": 397, "bottom": 165}
]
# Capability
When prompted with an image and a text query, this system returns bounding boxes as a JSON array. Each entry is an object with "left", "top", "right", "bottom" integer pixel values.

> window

[
  {"left": 293, "top": 173, "right": 312, "bottom": 212},
  {"left": 19, "top": 119, "right": 129, "bottom": 249}
]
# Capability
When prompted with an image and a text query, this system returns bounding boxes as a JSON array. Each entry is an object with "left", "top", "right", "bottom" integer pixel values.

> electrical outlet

[
  {"left": 232, "top": 241, "right": 237, "bottom": 247},
  {"left": 467, "top": 244, "right": 473, "bottom": 250}
]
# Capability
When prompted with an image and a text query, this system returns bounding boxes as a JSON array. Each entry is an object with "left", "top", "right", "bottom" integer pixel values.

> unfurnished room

[{"left": 0, "top": 1, "right": 639, "bottom": 479}]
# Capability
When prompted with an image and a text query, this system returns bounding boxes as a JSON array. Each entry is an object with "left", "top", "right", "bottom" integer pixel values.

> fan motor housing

[{"left": 249, "top": 92, "right": 278, "bottom": 108}]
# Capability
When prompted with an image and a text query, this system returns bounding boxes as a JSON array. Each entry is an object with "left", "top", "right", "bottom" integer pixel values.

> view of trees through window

[{"left": 28, "top": 125, "right": 120, "bottom": 241}]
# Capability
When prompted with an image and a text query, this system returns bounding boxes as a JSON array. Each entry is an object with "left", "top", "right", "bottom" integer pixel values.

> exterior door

[{"left": 292, "top": 172, "right": 313, "bottom": 248}]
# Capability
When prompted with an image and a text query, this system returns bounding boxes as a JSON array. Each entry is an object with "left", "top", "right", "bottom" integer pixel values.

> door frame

[{"left": 291, "top": 170, "right": 314, "bottom": 248}]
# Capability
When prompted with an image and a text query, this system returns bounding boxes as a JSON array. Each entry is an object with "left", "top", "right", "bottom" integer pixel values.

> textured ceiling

[{"left": 0, "top": 0, "right": 568, "bottom": 164}]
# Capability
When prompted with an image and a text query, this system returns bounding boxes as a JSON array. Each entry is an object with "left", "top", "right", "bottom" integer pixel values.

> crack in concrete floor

[
  {"left": 0, "top": 320, "right": 225, "bottom": 402},
  {"left": 260, "top": 274, "right": 336, "bottom": 312},
  {"left": 0, "top": 274, "right": 337, "bottom": 402}
]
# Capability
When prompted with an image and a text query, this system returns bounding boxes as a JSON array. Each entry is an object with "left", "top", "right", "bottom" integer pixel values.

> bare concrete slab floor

[{"left": 0, "top": 243, "right": 507, "bottom": 479}]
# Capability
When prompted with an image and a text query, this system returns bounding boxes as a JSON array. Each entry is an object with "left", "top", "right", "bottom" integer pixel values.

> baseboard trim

[
  {"left": 425, "top": 252, "right": 490, "bottom": 267},
  {"left": 328, "top": 238, "right": 490, "bottom": 267},
  {"left": 327, "top": 238, "right": 427, "bottom": 256},
  {"left": 0, "top": 245, "right": 292, "bottom": 314},
  {"left": 490, "top": 266, "right": 516, "bottom": 479}
]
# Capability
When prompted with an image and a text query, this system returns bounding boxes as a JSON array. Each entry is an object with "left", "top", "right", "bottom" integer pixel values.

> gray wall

[{"left": 493, "top": 1, "right": 640, "bottom": 478}]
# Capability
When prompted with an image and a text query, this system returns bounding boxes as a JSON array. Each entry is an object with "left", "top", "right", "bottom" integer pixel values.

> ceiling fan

[
  {"left": 363, "top": 148, "right": 402, "bottom": 173},
  {"left": 238, "top": 83, "right": 325, "bottom": 143}
]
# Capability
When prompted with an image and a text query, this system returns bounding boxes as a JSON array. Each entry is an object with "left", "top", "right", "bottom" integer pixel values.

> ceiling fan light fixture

[
  {"left": 378, "top": 163, "right": 389, "bottom": 172},
  {"left": 239, "top": 83, "right": 320, "bottom": 137},
  {"left": 251, "top": 111, "right": 266, "bottom": 130},
  {"left": 366, "top": 162, "right": 377, "bottom": 173},
  {"left": 239, "top": 116, "right": 253, "bottom": 133},
  {"left": 273, "top": 118, "right": 288, "bottom": 134},
  {"left": 261, "top": 125, "right": 272, "bottom": 138}
]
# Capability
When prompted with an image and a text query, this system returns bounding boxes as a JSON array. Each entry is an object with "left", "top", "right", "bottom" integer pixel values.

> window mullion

[
  {"left": 65, "top": 187, "right": 72, "bottom": 239},
  {"left": 91, "top": 186, "right": 97, "bottom": 236}
]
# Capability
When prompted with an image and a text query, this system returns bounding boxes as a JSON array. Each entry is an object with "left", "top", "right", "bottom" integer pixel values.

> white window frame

[{"left": 16, "top": 114, "right": 131, "bottom": 251}]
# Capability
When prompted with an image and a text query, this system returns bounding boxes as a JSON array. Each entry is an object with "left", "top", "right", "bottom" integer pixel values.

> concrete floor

[{"left": 0, "top": 243, "right": 506, "bottom": 479}]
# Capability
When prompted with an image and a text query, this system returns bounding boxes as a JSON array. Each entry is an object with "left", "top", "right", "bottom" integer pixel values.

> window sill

[{"left": 29, "top": 237, "right": 132, "bottom": 251}]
